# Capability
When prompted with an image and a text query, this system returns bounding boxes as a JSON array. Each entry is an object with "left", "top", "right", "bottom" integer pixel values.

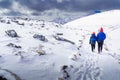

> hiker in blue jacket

[
  {"left": 97, "top": 27, "right": 106, "bottom": 53},
  {"left": 89, "top": 32, "right": 97, "bottom": 52}
]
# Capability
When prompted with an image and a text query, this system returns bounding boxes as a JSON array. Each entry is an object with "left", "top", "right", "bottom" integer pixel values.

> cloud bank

[{"left": 0, "top": 0, "right": 120, "bottom": 16}]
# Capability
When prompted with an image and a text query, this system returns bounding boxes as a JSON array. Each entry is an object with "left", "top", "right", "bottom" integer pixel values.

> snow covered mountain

[
  {"left": 36, "top": 9, "right": 85, "bottom": 24},
  {"left": 64, "top": 10, "right": 120, "bottom": 80},
  {"left": 0, "top": 10, "right": 120, "bottom": 80},
  {"left": 0, "top": 9, "right": 87, "bottom": 24}
]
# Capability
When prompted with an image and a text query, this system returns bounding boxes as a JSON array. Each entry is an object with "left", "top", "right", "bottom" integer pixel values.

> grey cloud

[
  {"left": 0, "top": 0, "right": 120, "bottom": 16},
  {"left": 3, "top": 11, "right": 22, "bottom": 16},
  {"left": 0, "top": 0, "right": 12, "bottom": 8},
  {"left": 15, "top": 0, "right": 120, "bottom": 12},
  {"left": 16, "top": 0, "right": 57, "bottom": 11}
]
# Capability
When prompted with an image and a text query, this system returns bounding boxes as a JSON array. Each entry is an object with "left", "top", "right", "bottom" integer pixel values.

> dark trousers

[
  {"left": 98, "top": 41, "right": 103, "bottom": 53},
  {"left": 91, "top": 44, "right": 95, "bottom": 52}
]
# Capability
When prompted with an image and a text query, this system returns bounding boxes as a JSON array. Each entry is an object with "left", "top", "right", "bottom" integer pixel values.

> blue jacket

[
  {"left": 97, "top": 32, "right": 106, "bottom": 42},
  {"left": 89, "top": 34, "right": 97, "bottom": 44}
]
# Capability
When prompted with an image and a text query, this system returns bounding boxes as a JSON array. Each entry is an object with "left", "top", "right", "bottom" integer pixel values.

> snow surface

[{"left": 0, "top": 10, "right": 120, "bottom": 80}]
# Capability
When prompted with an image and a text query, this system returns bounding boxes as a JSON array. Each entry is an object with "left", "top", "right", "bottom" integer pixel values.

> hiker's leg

[
  {"left": 98, "top": 42, "right": 101, "bottom": 53},
  {"left": 101, "top": 41, "right": 103, "bottom": 52},
  {"left": 91, "top": 44, "right": 94, "bottom": 52}
]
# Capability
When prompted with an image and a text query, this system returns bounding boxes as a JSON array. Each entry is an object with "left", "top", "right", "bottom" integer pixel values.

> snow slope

[
  {"left": 64, "top": 10, "right": 120, "bottom": 80},
  {"left": 0, "top": 10, "right": 120, "bottom": 80}
]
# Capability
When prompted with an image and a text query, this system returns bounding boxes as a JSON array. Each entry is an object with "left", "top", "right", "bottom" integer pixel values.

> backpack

[
  {"left": 90, "top": 35, "right": 97, "bottom": 44},
  {"left": 97, "top": 32, "right": 106, "bottom": 42}
]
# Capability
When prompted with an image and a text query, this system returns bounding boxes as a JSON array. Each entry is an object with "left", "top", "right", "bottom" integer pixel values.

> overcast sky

[{"left": 0, "top": 0, "right": 120, "bottom": 16}]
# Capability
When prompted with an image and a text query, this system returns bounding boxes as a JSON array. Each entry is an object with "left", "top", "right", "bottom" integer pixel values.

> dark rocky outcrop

[
  {"left": 53, "top": 35, "right": 75, "bottom": 44},
  {"left": 0, "top": 76, "right": 7, "bottom": 80},
  {"left": 7, "top": 43, "right": 21, "bottom": 49},
  {"left": 5, "top": 30, "right": 19, "bottom": 37},
  {"left": 33, "top": 34, "right": 48, "bottom": 42}
]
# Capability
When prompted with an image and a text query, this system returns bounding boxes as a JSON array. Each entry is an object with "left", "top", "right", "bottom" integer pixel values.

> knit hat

[
  {"left": 100, "top": 27, "right": 103, "bottom": 32},
  {"left": 92, "top": 32, "right": 95, "bottom": 34}
]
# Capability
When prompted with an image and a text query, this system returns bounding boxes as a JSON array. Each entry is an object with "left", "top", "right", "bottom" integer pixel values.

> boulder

[
  {"left": 7, "top": 43, "right": 21, "bottom": 49},
  {"left": 5, "top": 30, "right": 18, "bottom": 37},
  {"left": 33, "top": 34, "right": 48, "bottom": 42},
  {"left": 0, "top": 76, "right": 7, "bottom": 80},
  {"left": 53, "top": 35, "right": 75, "bottom": 44}
]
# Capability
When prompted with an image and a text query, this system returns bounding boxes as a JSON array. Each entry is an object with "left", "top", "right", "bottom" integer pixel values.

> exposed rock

[
  {"left": 0, "top": 20, "right": 5, "bottom": 23},
  {"left": 17, "top": 22, "right": 24, "bottom": 26},
  {"left": 0, "top": 69, "right": 22, "bottom": 80},
  {"left": 35, "top": 45, "right": 46, "bottom": 55},
  {"left": 7, "top": 43, "right": 21, "bottom": 49},
  {"left": 33, "top": 34, "right": 48, "bottom": 42},
  {"left": 28, "top": 45, "right": 46, "bottom": 56},
  {"left": 62, "top": 65, "right": 68, "bottom": 70},
  {"left": 6, "top": 21, "right": 11, "bottom": 24},
  {"left": 5, "top": 30, "right": 19, "bottom": 37},
  {"left": 56, "top": 33, "right": 63, "bottom": 35},
  {"left": 12, "top": 20, "right": 24, "bottom": 26},
  {"left": 15, "top": 51, "right": 26, "bottom": 59},
  {"left": 58, "top": 77, "right": 64, "bottom": 80},
  {"left": 61, "top": 65, "right": 70, "bottom": 80},
  {"left": 36, "top": 50, "right": 46, "bottom": 55},
  {"left": 0, "top": 76, "right": 7, "bottom": 80},
  {"left": 53, "top": 35, "right": 75, "bottom": 44}
]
